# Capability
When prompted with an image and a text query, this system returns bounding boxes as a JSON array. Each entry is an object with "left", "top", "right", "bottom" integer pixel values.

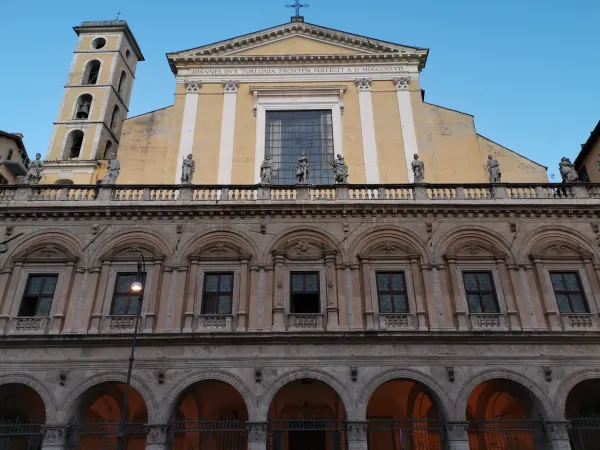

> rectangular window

[
  {"left": 19, "top": 275, "right": 58, "bottom": 317},
  {"left": 290, "top": 272, "right": 320, "bottom": 314},
  {"left": 265, "top": 110, "right": 335, "bottom": 185},
  {"left": 462, "top": 271, "right": 499, "bottom": 313},
  {"left": 202, "top": 273, "right": 234, "bottom": 315},
  {"left": 376, "top": 272, "right": 408, "bottom": 313},
  {"left": 111, "top": 273, "right": 144, "bottom": 315},
  {"left": 550, "top": 272, "right": 589, "bottom": 313}
]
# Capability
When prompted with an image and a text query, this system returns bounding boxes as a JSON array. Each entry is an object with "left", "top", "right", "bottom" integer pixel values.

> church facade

[{"left": 0, "top": 18, "right": 599, "bottom": 450}]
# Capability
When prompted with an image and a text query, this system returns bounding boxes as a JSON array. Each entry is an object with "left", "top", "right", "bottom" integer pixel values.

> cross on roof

[
  {"left": 115, "top": 11, "right": 121, "bottom": 20},
  {"left": 286, "top": 0, "right": 308, "bottom": 17}
]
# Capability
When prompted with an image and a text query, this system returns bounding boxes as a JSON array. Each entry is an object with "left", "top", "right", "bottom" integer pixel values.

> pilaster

[
  {"left": 272, "top": 254, "right": 286, "bottom": 331},
  {"left": 393, "top": 76, "right": 419, "bottom": 183},
  {"left": 355, "top": 78, "right": 379, "bottom": 184},
  {"left": 445, "top": 422, "right": 470, "bottom": 450},
  {"left": 218, "top": 80, "right": 239, "bottom": 184},
  {"left": 247, "top": 422, "right": 268, "bottom": 450},
  {"left": 346, "top": 421, "right": 368, "bottom": 450},
  {"left": 145, "top": 424, "right": 168, "bottom": 450},
  {"left": 175, "top": 80, "right": 202, "bottom": 183}
]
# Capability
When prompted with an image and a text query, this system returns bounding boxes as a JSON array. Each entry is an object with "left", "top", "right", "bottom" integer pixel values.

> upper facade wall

[{"left": 115, "top": 23, "right": 547, "bottom": 185}]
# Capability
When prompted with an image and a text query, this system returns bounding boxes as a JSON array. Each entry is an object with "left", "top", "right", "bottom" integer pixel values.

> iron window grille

[
  {"left": 110, "top": 273, "right": 145, "bottom": 315},
  {"left": 290, "top": 272, "right": 320, "bottom": 313},
  {"left": 265, "top": 110, "right": 335, "bottom": 185},
  {"left": 19, "top": 274, "right": 58, "bottom": 317},
  {"left": 462, "top": 271, "right": 499, "bottom": 313},
  {"left": 202, "top": 273, "right": 234, "bottom": 315},
  {"left": 550, "top": 272, "right": 589, "bottom": 313},
  {"left": 376, "top": 272, "right": 409, "bottom": 313}
]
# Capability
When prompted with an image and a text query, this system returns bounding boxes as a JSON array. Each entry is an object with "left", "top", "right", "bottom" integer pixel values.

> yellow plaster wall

[
  {"left": 231, "top": 36, "right": 357, "bottom": 56},
  {"left": 192, "top": 83, "right": 223, "bottom": 184},
  {"left": 59, "top": 88, "right": 107, "bottom": 122},
  {"left": 79, "top": 35, "right": 119, "bottom": 51},
  {"left": 582, "top": 140, "right": 600, "bottom": 182},
  {"left": 371, "top": 80, "right": 407, "bottom": 183},
  {"left": 40, "top": 171, "right": 96, "bottom": 185},
  {"left": 477, "top": 135, "right": 547, "bottom": 182},
  {"left": 72, "top": 54, "right": 114, "bottom": 86},
  {"left": 230, "top": 83, "right": 256, "bottom": 184},
  {"left": 342, "top": 82, "right": 365, "bottom": 183},
  {"left": 117, "top": 104, "right": 183, "bottom": 184},
  {"left": 48, "top": 127, "right": 67, "bottom": 160}
]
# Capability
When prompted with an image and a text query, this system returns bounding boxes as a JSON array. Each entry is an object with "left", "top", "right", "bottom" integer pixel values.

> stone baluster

[
  {"left": 445, "top": 422, "right": 470, "bottom": 450},
  {"left": 41, "top": 425, "right": 68, "bottom": 450},
  {"left": 247, "top": 422, "right": 268, "bottom": 450},
  {"left": 346, "top": 421, "right": 368, "bottom": 450},
  {"left": 545, "top": 422, "right": 572, "bottom": 450},
  {"left": 145, "top": 424, "right": 168, "bottom": 450}
]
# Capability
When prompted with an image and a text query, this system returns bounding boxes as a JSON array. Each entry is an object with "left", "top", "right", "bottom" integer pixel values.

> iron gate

[
  {"left": 0, "top": 419, "right": 43, "bottom": 450},
  {"left": 569, "top": 415, "right": 600, "bottom": 450},
  {"left": 66, "top": 422, "right": 147, "bottom": 450},
  {"left": 367, "top": 419, "right": 446, "bottom": 450},
  {"left": 268, "top": 419, "right": 346, "bottom": 450},
  {"left": 467, "top": 420, "right": 545, "bottom": 450},
  {"left": 167, "top": 419, "right": 247, "bottom": 450}
]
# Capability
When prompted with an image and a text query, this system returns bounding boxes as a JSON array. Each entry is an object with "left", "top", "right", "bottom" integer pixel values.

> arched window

[
  {"left": 74, "top": 94, "right": 92, "bottom": 120},
  {"left": 83, "top": 60, "right": 101, "bottom": 85},
  {"left": 110, "top": 105, "right": 120, "bottom": 132},
  {"left": 104, "top": 140, "right": 114, "bottom": 159},
  {"left": 65, "top": 130, "right": 84, "bottom": 159},
  {"left": 117, "top": 71, "right": 127, "bottom": 96}
]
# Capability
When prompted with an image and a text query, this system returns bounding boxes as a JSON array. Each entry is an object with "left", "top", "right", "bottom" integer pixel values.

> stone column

[
  {"left": 145, "top": 424, "right": 168, "bottom": 450},
  {"left": 41, "top": 425, "right": 68, "bottom": 450},
  {"left": 545, "top": 422, "right": 572, "bottom": 450},
  {"left": 183, "top": 260, "right": 198, "bottom": 332},
  {"left": 409, "top": 256, "right": 428, "bottom": 330},
  {"left": 272, "top": 254, "right": 286, "bottom": 331},
  {"left": 325, "top": 253, "right": 339, "bottom": 330},
  {"left": 446, "top": 258, "right": 469, "bottom": 330},
  {"left": 346, "top": 421, "right": 368, "bottom": 450},
  {"left": 531, "top": 257, "right": 562, "bottom": 330},
  {"left": 247, "top": 422, "right": 268, "bottom": 450},
  {"left": 445, "top": 422, "right": 470, "bottom": 450},
  {"left": 360, "top": 259, "right": 375, "bottom": 330},
  {"left": 496, "top": 258, "right": 521, "bottom": 330}
]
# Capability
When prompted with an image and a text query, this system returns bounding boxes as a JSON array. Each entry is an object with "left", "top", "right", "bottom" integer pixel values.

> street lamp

[{"left": 116, "top": 254, "right": 145, "bottom": 450}]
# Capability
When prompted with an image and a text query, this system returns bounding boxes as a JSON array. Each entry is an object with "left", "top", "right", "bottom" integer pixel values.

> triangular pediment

[{"left": 167, "top": 21, "right": 428, "bottom": 71}]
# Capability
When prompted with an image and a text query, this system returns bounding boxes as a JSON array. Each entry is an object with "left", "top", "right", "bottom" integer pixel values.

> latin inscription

[{"left": 189, "top": 65, "right": 407, "bottom": 76}]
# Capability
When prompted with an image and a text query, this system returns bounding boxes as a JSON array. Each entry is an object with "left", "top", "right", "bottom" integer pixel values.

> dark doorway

[{"left": 289, "top": 430, "right": 326, "bottom": 450}]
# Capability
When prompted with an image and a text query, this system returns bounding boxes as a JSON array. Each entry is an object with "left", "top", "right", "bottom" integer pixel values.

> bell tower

[{"left": 44, "top": 20, "right": 143, "bottom": 184}]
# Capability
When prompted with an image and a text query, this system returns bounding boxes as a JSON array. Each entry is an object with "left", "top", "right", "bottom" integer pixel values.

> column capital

[
  {"left": 545, "top": 421, "right": 571, "bottom": 440},
  {"left": 145, "top": 424, "right": 168, "bottom": 445},
  {"left": 445, "top": 422, "right": 469, "bottom": 441},
  {"left": 222, "top": 80, "right": 240, "bottom": 92},
  {"left": 346, "top": 421, "right": 368, "bottom": 442},
  {"left": 393, "top": 77, "right": 411, "bottom": 91},
  {"left": 247, "top": 422, "right": 268, "bottom": 442},
  {"left": 41, "top": 425, "right": 68, "bottom": 448},
  {"left": 184, "top": 80, "right": 202, "bottom": 93},
  {"left": 354, "top": 78, "right": 372, "bottom": 91}
]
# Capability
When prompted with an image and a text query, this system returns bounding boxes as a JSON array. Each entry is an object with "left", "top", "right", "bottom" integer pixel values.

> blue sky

[{"left": 1, "top": 0, "right": 598, "bottom": 179}]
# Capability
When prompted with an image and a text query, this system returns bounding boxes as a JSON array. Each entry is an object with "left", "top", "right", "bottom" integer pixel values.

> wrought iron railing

[
  {"left": 367, "top": 418, "right": 446, "bottom": 450},
  {"left": 0, "top": 419, "right": 44, "bottom": 450},
  {"left": 66, "top": 421, "right": 147, "bottom": 450},
  {"left": 167, "top": 419, "right": 247, "bottom": 450},
  {"left": 1, "top": 182, "right": 599, "bottom": 204},
  {"left": 467, "top": 420, "right": 545, "bottom": 450},
  {"left": 268, "top": 419, "right": 346, "bottom": 450},
  {"left": 569, "top": 415, "right": 600, "bottom": 450}
]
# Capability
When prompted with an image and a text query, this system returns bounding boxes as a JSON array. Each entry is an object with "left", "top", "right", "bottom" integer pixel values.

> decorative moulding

[{"left": 250, "top": 85, "right": 346, "bottom": 116}]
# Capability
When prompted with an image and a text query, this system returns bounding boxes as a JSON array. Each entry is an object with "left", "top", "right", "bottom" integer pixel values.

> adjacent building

[{"left": 1, "top": 17, "right": 599, "bottom": 450}]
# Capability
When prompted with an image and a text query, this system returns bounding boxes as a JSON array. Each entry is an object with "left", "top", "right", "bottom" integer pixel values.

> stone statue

[
  {"left": 260, "top": 156, "right": 272, "bottom": 184},
  {"left": 296, "top": 153, "right": 309, "bottom": 183},
  {"left": 23, "top": 153, "right": 44, "bottom": 185},
  {"left": 329, "top": 154, "right": 349, "bottom": 184},
  {"left": 102, "top": 159, "right": 120, "bottom": 184},
  {"left": 487, "top": 155, "right": 502, "bottom": 183},
  {"left": 411, "top": 153, "right": 424, "bottom": 183},
  {"left": 180, "top": 154, "right": 195, "bottom": 184},
  {"left": 559, "top": 157, "right": 578, "bottom": 183}
]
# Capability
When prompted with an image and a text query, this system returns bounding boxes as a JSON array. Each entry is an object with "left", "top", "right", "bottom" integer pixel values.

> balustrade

[
  {"left": 470, "top": 313, "right": 506, "bottom": 330},
  {"left": 8, "top": 317, "right": 49, "bottom": 334},
  {"left": 288, "top": 313, "right": 323, "bottom": 330},
  {"left": 378, "top": 313, "right": 415, "bottom": 330}
]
